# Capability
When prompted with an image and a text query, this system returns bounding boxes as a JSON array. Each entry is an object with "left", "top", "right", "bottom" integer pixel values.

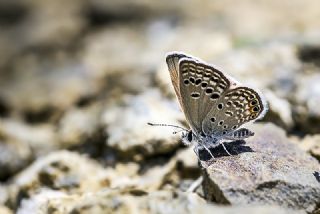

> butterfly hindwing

[{"left": 202, "top": 85, "right": 267, "bottom": 136}]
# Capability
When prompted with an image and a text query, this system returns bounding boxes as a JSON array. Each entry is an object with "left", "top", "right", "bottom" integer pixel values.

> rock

[
  {"left": 294, "top": 73, "right": 320, "bottom": 134},
  {"left": 9, "top": 0, "right": 85, "bottom": 49},
  {"left": 57, "top": 103, "right": 103, "bottom": 148},
  {"left": 9, "top": 151, "right": 110, "bottom": 209},
  {"left": 0, "top": 119, "right": 57, "bottom": 156},
  {"left": 0, "top": 185, "right": 9, "bottom": 206},
  {"left": 202, "top": 123, "right": 320, "bottom": 213},
  {"left": 102, "top": 89, "right": 184, "bottom": 160},
  {"left": 8, "top": 149, "right": 189, "bottom": 210},
  {"left": 0, "top": 55, "right": 103, "bottom": 118},
  {"left": 17, "top": 188, "right": 303, "bottom": 214},
  {"left": 87, "top": 0, "right": 320, "bottom": 39},
  {"left": 0, "top": 206, "right": 13, "bottom": 214},
  {"left": 263, "top": 90, "right": 293, "bottom": 129},
  {"left": 176, "top": 147, "right": 199, "bottom": 170},
  {"left": 0, "top": 137, "right": 32, "bottom": 181},
  {"left": 298, "top": 135, "right": 320, "bottom": 161},
  {"left": 100, "top": 159, "right": 176, "bottom": 191},
  {"left": 0, "top": 120, "right": 33, "bottom": 180}
]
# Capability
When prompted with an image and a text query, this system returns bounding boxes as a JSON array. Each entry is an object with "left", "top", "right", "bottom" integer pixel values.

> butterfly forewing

[
  {"left": 166, "top": 52, "right": 190, "bottom": 107},
  {"left": 177, "top": 58, "right": 231, "bottom": 135}
]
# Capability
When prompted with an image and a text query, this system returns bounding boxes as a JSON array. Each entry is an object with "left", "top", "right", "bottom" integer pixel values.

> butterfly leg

[
  {"left": 221, "top": 142, "right": 232, "bottom": 156},
  {"left": 193, "top": 146, "right": 200, "bottom": 157},
  {"left": 202, "top": 144, "right": 215, "bottom": 160},
  {"left": 187, "top": 176, "right": 203, "bottom": 192}
]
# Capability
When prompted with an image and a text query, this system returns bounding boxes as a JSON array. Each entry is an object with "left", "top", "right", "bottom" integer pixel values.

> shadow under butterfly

[{"left": 149, "top": 52, "right": 268, "bottom": 168}]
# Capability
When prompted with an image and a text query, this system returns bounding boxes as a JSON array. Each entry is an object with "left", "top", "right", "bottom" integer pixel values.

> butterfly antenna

[
  {"left": 147, "top": 122, "right": 188, "bottom": 132},
  {"left": 172, "top": 129, "right": 184, "bottom": 135}
]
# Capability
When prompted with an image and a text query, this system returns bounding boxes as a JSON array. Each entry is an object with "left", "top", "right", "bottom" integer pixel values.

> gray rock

[
  {"left": 102, "top": 89, "right": 184, "bottom": 160},
  {"left": 202, "top": 123, "right": 320, "bottom": 213},
  {"left": 17, "top": 189, "right": 303, "bottom": 214},
  {"left": 264, "top": 90, "right": 293, "bottom": 129},
  {"left": 57, "top": 103, "right": 103, "bottom": 148},
  {"left": 0, "top": 119, "right": 57, "bottom": 156},
  {"left": 0, "top": 138, "right": 32, "bottom": 180},
  {"left": 87, "top": 0, "right": 320, "bottom": 39},
  {"left": 0, "top": 206, "right": 13, "bottom": 214},
  {"left": 294, "top": 73, "right": 320, "bottom": 134},
  {"left": 0, "top": 185, "right": 9, "bottom": 206},
  {"left": 0, "top": 57, "right": 102, "bottom": 117},
  {"left": 9, "top": 151, "right": 110, "bottom": 209},
  {"left": 298, "top": 135, "right": 320, "bottom": 161},
  {"left": 0, "top": 120, "right": 33, "bottom": 180}
]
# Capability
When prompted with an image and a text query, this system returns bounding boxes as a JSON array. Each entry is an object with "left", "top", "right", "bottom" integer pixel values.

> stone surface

[
  {"left": 0, "top": 57, "right": 102, "bottom": 116},
  {"left": 102, "top": 89, "right": 184, "bottom": 160},
  {"left": 8, "top": 150, "right": 189, "bottom": 210},
  {"left": 264, "top": 90, "right": 293, "bottom": 129},
  {"left": 0, "top": 120, "right": 33, "bottom": 180},
  {"left": 202, "top": 123, "right": 320, "bottom": 213},
  {"left": 0, "top": 137, "right": 32, "bottom": 181},
  {"left": 57, "top": 103, "right": 103, "bottom": 148},
  {"left": 0, "top": 206, "right": 13, "bottom": 214},
  {"left": 294, "top": 73, "right": 320, "bottom": 134},
  {"left": 8, "top": 151, "right": 110, "bottom": 209},
  {"left": 1, "top": 1, "right": 320, "bottom": 213},
  {"left": 298, "top": 135, "right": 320, "bottom": 161},
  {"left": 16, "top": 189, "right": 303, "bottom": 214},
  {"left": 0, "top": 119, "right": 57, "bottom": 156}
]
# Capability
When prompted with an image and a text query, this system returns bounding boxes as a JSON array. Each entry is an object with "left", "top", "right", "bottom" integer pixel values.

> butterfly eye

[
  {"left": 232, "top": 125, "right": 238, "bottom": 130},
  {"left": 210, "top": 117, "right": 216, "bottom": 123},
  {"left": 183, "top": 79, "right": 189, "bottom": 85},
  {"left": 218, "top": 120, "right": 224, "bottom": 126},
  {"left": 187, "top": 131, "right": 193, "bottom": 142}
]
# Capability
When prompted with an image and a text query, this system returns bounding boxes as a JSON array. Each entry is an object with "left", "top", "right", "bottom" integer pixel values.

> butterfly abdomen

[{"left": 232, "top": 128, "right": 254, "bottom": 139}]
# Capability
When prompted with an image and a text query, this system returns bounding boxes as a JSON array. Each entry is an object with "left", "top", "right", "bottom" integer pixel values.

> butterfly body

[{"left": 165, "top": 51, "right": 268, "bottom": 162}]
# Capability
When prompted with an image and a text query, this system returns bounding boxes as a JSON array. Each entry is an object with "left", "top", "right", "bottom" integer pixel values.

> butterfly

[{"left": 149, "top": 52, "right": 268, "bottom": 165}]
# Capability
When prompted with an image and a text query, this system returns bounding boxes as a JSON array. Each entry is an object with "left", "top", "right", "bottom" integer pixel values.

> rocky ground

[{"left": 0, "top": 0, "right": 319, "bottom": 213}]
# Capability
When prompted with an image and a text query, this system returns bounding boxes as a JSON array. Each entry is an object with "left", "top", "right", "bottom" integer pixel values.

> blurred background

[{"left": 0, "top": 0, "right": 320, "bottom": 213}]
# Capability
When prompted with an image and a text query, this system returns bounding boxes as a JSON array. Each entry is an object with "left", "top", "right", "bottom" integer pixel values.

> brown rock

[
  {"left": 298, "top": 134, "right": 320, "bottom": 161},
  {"left": 102, "top": 89, "right": 184, "bottom": 160},
  {"left": 17, "top": 189, "right": 304, "bottom": 214},
  {"left": 202, "top": 123, "right": 320, "bottom": 213}
]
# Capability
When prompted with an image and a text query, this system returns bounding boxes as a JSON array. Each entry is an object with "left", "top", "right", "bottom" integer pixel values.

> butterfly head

[{"left": 181, "top": 130, "right": 194, "bottom": 146}]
